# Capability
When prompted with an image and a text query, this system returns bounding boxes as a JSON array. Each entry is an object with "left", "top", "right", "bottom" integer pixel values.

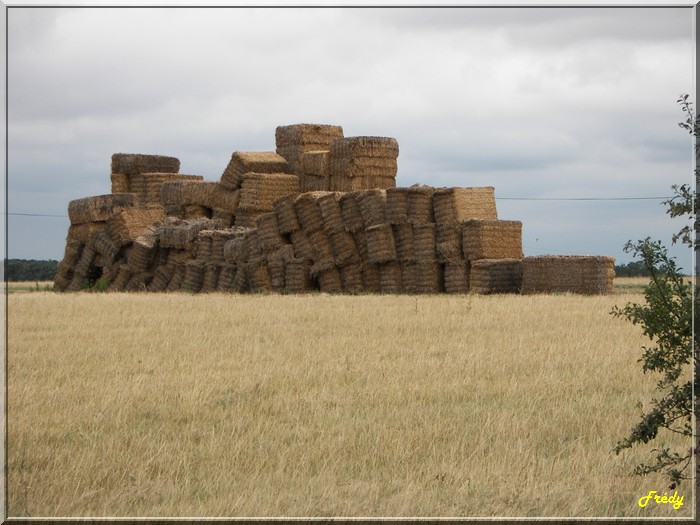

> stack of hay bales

[
  {"left": 54, "top": 194, "right": 137, "bottom": 291},
  {"left": 236, "top": 173, "right": 300, "bottom": 228},
  {"left": 220, "top": 151, "right": 291, "bottom": 190},
  {"left": 275, "top": 123, "right": 344, "bottom": 174},
  {"left": 159, "top": 180, "right": 240, "bottom": 226},
  {"left": 521, "top": 255, "right": 615, "bottom": 295},
  {"left": 110, "top": 153, "right": 184, "bottom": 206},
  {"left": 328, "top": 136, "right": 399, "bottom": 191}
]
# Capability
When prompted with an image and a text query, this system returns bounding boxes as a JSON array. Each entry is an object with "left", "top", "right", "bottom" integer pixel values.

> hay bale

[
  {"left": 443, "top": 261, "right": 470, "bottom": 294},
  {"left": 239, "top": 173, "right": 300, "bottom": 212},
  {"left": 255, "top": 212, "right": 285, "bottom": 253},
  {"left": 164, "top": 204, "right": 185, "bottom": 218},
  {"left": 470, "top": 259, "right": 523, "bottom": 295},
  {"left": 147, "top": 265, "right": 175, "bottom": 292},
  {"left": 301, "top": 150, "right": 330, "bottom": 176},
  {"left": 73, "top": 246, "right": 96, "bottom": 277},
  {"left": 158, "top": 217, "right": 223, "bottom": 250},
  {"left": 211, "top": 209, "right": 235, "bottom": 228},
  {"left": 392, "top": 223, "right": 415, "bottom": 263},
  {"left": 195, "top": 230, "right": 215, "bottom": 261},
  {"left": 247, "top": 258, "right": 272, "bottom": 293},
  {"left": 285, "top": 258, "right": 313, "bottom": 293},
  {"left": 293, "top": 191, "right": 329, "bottom": 233},
  {"left": 316, "top": 266, "right": 342, "bottom": 294},
  {"left": 111, "top": 153, "right": 180, "bottom": 176},
  {"left": 275, "top": 124, "right": 344, "bottom": 172},
  {"left": 108, "top": 208, "right": 166, "bottom": 247},
  {"left": 68, "top": 194, "right": 136, "bottom": 225},
  {"left": 317, "top": 192, "right": 344, "bottom": 234},
  {"left": 110, "top": 172, "right": 130, "bottom": 194},
  {"left": 329, "top": 136, "right": 399, "bottom": 159},
  {"left": 413, "top": 223, "right": 437, "bottom": 262},
  {"left": 386, "top": 187, "right": 409, "bottom": 224},
  {"left": 433, "top": 187, "right": 498, "bottom": 224},
  {"left": 108, "top": 264, "right": 133, "bottom": 291},
  {"left": 128, "top": 228, "right": 159, "bottom": 273},
  {"left": 379, "top": 261, "right": 403, "bottom": 294},
  {"left": 329, "top": 174, "right": 396, "bottom": 192},
  {"left": 362, "top": 263, "right": 382, "bottom": 293},
  {"left": 435, "top": 223, "right": 462, "bottom": 263},
  {"left": 124, "top": 271, "right": 152, "bottom": 293},
  {"left": 210, "top": 230, "right": 241, "bottom": 263},
  {"left": 200, "top": 263, "right": 221, "bottom": 293},
  {"left": 184, "top": 205, "right": 210, "bottom": 219},
  {"left": 165, "top": 262, "right": 186, "bottom": 291},
  {"left": 180, "top": 260, "right": 204, "bottom": 293},
  {"left": 234, "top": 209, "right": 262, "bottom": 228},
  {"left": 365, "top": 224, "right": 396, "bottom": 264},
  {"left": 159, "top": 179, "right": 204, "bottom": 206},
  {"left": 338, "top": 191, "right": 365, "bottom": 233},
  {"left": 400, "top": 261, "right": 417, "bottom": 294},
  {"left": 340, "top": 263, "right": 363, "bottom": 294},
  {"left": 232, "top": 264, "right": 248, "bottom": 293},
  {"left": 521, "top": 255, "right": 615, "bottom": 295},
  {"left": 217, "top": 263, "right": 238, "bottom": 292},
  {"left": 267, "top": 257, "right": 286, "bottom": 292},
  {"left": 407, "top": 185, "right": 435, "bottom": 224},
  {"left": 308, "top": 229, "right": 335, "bottom": 267},
  {"left": 352, "top": 229, "right": 369, "bottom": 261},
  {"left": 415, "top": 262, "right": 444, "bottom": 294},
  {"left": 288, "top": 229, "right": 314, "bottom": 261},
  {"left": 86, "top": 230, "right": 119, "bottom": 262},
  {"left": 462, "top": 220, "right": 523, "bottom": 261},
  {"left": 330, "top": 230, "right": 360, "bottom": 267},
  {"left": 357, "top": 189, "right": 387, "bottom": 228},
  {"left": 68, "top": 222, "right": 109, "bottom": 244},
  {"left": 273, "top": 193, "right": 301, "bottom": 234},
  {"left": 221, "top": 151, "right": 291, "bottom": 190}
]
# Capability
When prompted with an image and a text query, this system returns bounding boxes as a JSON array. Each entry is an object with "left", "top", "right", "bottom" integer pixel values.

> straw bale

[
  {"left": 60, "top": 240, "right": 84, "bottom": 270},
  {"left": 267, "top": 257, "right": 286, "bottom": 292},
  {"left": 158, "top": 217, "right": 222, "bottom": 250},
  {"left": 328, "top": 158, "right": 398, "bottom": 179},
  {"left": 164, "top": 262, "right": 185, "bottom": 291},
  {"left": 357, "top": 189, "right": 387, "bottom": 228},
  {"left": 182, "top": 260, "right": 205, "bottom": 293},
  {"left": 316, "top": 266, "right": 342, "bottom": 294},
  {"left": 433, "top": 187, "right": 497, "bottom": 224},
  {"left": 282, "top": 259, "right": 312, "bottom": 293},
  {"left": 217, "top": 263, "right": 238, "bottom": 292},
  {"left": 338, "top": 191, "right": 365, "bottom": 232},
  {"left": 195, "top": 230, "right": 215, "bottom": 261},
  {"left": 247, "top": 258, "right": 271, "bottom": 293},
  {"left": 128, "top": 229, "right": 159, "bottom": 272},
  {"left": 400, "top": 261, "right": 417, "bottom": 294},
  {"left": 362, "top": 263, "right": 382, "bottom": 293},
  {"left": 53, "top": 270, "right": 71, "bottom": 292},
  {"left": 164, "top": 204, "right": 185, "bottom": 218},
  {"left": 110, "top": 172, "right": 130, "bottom": 194},
  {"left": 111, "top": 153, "right": 180, "bottom": 176},
  {"left": 86, "top": 230, "right": 119, "bottom": 262},
  {"left": 415, "top": 262, "right": 444, "bottom": 294},
  {"left": 317, "top": 192, "right": 344, "bottom": 234},
  {"left": 329, "top": 136, "right": 399, "bottom": 159},
  {"left": 200, "top": 263, "right": 221, "bottom": 293},
  {"left": 443, "top": 261, "right": 470, "bottom": 294},
  {"left": 224, "top": 237, "right": 247, "bottom": 262},
  {"left": 273, "top": 193, "right": 301, "bottom": 234},
  {"left": 73, "top": 246, "right": 96, "bottom": 277},
  {"left": 301, "top": 150, "right": 330, "bottom": 177},
  {"left": 234, "top": 209, "right": 262, "bottom": 228},
  {"left": 407, "top": 186, "right": 435, "bottom": 224},
  {"left": 211, "top": 230, "right": 241, "bottom": 263},
  {"left": 67, "top": 222, "right": 108, "bottom": 245},
  {"left": 299, "top": 173, "right": 330, "bottom": 193},
  {"left": 255, "top": 212, "right": 286, "bottom": 253},
  {"left": 330, "top": 230, "right": 360, "bottom": 266},
  {"left": 106, "top": 264, "right": 132, "bottom": 291},
  {"left": 329, "top": 174, "right": 395, "bottom": 192},
  {"left": 413, "top": 223, "right": 437, "bottom": 262},
  {"left": 108, "top": 208, "right": 166, "bottom": 247},
  {"left": 340, "top": 264, "right": 363, "bottom": 294},
  {"left": 208, "top": 187, "right": 240, "bottom": 214},
  {"left": 166, "top": 249, "right": 188, "bottom": 266},
  {"left": 470, "top": 259, "right": 523, "bottom": 295},
  {"left": 184, "top": 205, "right": 210, "bottom": 219},
  {"left": 160, "top": 180, "right": 202, "bottom": 206},
  {"left": 462, "top": 220, "right": 523, "bottom": 261},
  {"left": 392, "top": 223, "right": 415, "bottom": 263},
  {"left": 521, "top": 255, "right": 615, "bottom": 295},
  {"left": 276, "top": 124, "right": 344, "bottom": 147},
  {"left": 352, "top": 229, "right": 369, "bottom": 261},
  {"left": 386, "top": 187, "right": 409, "bottom": 224},
  {"left": 245, "top": 229, "right": 263, "bottom": 260},
  {"left": 293, "top": 191, "right": 329, "bottom": 233},
  {"left": 311, "top": 259, "right": 336, "bottom": 278},
  {"left": 231, "top": 264, "right": 248, "bottom": 293},
  {"left": 211, "top": 209, "right": 234, "bottom": 228},
  {"left": 365, "top": 224, "right": 396, "bottom": 264},
  {"left": 308, "top": 230, "right": 334, "bottom": 265},
  {"left": 221, "top": 151, "right": 291, "bottom": 190},
  {"left": 290, "top": 229, "right": 315, "bottom": 260},
  {"left": 124, "top": 271, "right": 152, "bottom": 293},
  {"left": 435, "top": 223, "right": 462, "bottom": 263},
  {"left": 68, "top": 194, "right": 136, "bottom": 225},
  {"left": 239, "top": 173, "right": 300, "bottom": 211},
  {"left": 379, "top": 261, "right": 403, "bottom": 294},
  {"left": 147, "top": 265, "right": 174, "bottom": 292}
]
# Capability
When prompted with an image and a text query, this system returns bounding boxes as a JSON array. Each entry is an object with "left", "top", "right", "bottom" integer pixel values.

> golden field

[{"left": 5, "top": 278, "right": 694, "bottom": 518}]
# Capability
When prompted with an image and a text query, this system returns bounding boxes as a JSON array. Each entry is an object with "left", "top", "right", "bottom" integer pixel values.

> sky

[{"left": 3, "top": 4, "right": 697, "bottom": 269}]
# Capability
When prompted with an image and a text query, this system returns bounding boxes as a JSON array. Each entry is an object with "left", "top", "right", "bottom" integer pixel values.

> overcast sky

[{"left": 4, "top": 5, "right": 696, "bottom": 268}]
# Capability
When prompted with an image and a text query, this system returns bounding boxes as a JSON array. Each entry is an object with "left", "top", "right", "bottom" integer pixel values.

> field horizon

[{"left": 5, "top": 279, "right": 694, "bottom": 518}]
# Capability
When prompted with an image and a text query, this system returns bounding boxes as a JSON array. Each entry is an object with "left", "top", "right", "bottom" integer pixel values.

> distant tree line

[
  {"left": 4, "top": 259, "right": 59, "bottom": 282},
  {"left": 614, "top": 261, "right": 651, "bottom": 277}
]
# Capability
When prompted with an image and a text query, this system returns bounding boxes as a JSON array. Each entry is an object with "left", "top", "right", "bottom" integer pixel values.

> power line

[{"left": 6, "top": 212, "right": 68, "bottom": 217}]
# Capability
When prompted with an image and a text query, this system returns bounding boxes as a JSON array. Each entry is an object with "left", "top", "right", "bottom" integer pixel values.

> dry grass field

[{"left": 5, "top": 278, "right": 694, "bottom": 518}]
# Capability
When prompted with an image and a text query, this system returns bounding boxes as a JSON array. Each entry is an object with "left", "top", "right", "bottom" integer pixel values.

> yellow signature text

[{"left": 638, "top": 490, "right": 684, "bottom": 510}]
